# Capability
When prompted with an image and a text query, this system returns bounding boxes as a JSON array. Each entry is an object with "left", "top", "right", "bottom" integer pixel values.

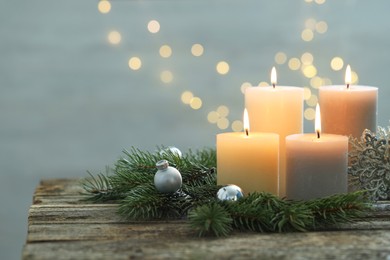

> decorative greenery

[
  {"left": 83, "top": 146, "right": 371, "bottom": 237},
  {"left": 349, "top": 126, "right": 390, "bottom": 201}
]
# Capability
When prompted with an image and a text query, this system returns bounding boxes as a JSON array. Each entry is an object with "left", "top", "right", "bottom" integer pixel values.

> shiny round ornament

[
  {"left": 154, "top": 160, "right": 182, "bottom": 193},
  {"left": 217, "top": 185, "right": 244, "bottom": 201},
  {"left": 159, "top": 146, "right": 182, "bottom": 158}
]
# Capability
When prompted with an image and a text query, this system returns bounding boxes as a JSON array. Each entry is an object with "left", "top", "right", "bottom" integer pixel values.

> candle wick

[
  {"left": 316, "top": 131, "right": 320, "bottom": 139},
  {"left": 347, "top": 83, "right": 350, "bottom": 89},
  {"left": 245, "top": 129, "right": 249, "bottom": 136},
  {"left": 272, "top": 83, "right": 276, "bottom": 89}
]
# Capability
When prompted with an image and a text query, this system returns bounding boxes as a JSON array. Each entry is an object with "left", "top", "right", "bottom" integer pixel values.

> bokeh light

[
  {"left": 288, "top": 58, "right": 301, "bottom": 71},
  {"left": 216, "top": 61, "right": 230, "bottom": 75},
  {"left": 330, "top": 57, "right": 344, "bottom": 71},
  {"left": 181, "top": 91, "right": 193, "bottom": 104},
  {"left": 190, "top": 97, "right": 202, "bottom": 110},
  {"left": 302, "top": 65, "right": 317, "bottom": 78},
  {"left": 303, "top": 87, "right": 312, "bottom": 100},
  {"left": 160, "top": 70, "right": 173, "bottom": 83},
  {"left": 304, "top": 108, "right": 316, "bottom": 120},
  {"left": 128, "top": 57, "right": 142, "bottom": 70},
  {"left": 108, "top": 31, "right": 121, "bottom": 45},
  {"left": 147, "top": 20, "right": 160, "bottom": 33},
  {"left": 316, "top": 21, "right": 328, "bottom": 34},
  {"left": 310, "top": 76, "right": 323, "bottom": 88},
  {"left": 305, "top": 18, "right": 316, "bottom": 30},
  {"left": 275, "top": 52, "right": 287, "bottom": 64},
  {"left": 191, "top": 44, "right": 204, "bottom": 57},
  {"left": 159, "top": 45, "right": 172, "bottom": 58},
  {"left": 301, "top": 29, "right": 314, "bottom": 42},
  {"left": 351, "top": 71, "right": 359, "bottom": 84},
  {"left": 258, "top": 81, "right": 269, "bottom": 87},
  {"left": 98, "top": 0, "right": 111, "bottom": 14},
  {"left": 232, "top": 120, "right": 243, "bottom": 132},
  {"left": 315, "top": 0, "right": 326, "bottom": 4},
  {"left": 217, "top": 105, "right": 229, "bottom": 117},
  {"left": 217, "top": 118, "right": 229, "bottom": 130},
  {"left": 207, "top": 111, "right": 219, "bottom": 124},
  {"left": 306, "top": 94, "right": 318, "bottom": 107},
  {"left": 240, "top": 82, "right": 251, "bottom": 94},
  {"left": 301, "top": 52, "right": 314, "bottom": 65}
]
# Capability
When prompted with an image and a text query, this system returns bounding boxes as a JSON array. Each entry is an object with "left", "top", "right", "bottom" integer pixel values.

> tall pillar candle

[
  {"left": 319, "top": 65, "right": 378, "bottom": 138},
  {"left": 217, "top": 109, "right": 279, "bottom": 195},
  {"left": 245, "top": 67, "right": 304, "bottom": 197},
  {"left": 286, "top": 104, "right": 348, "bottom": 200}
]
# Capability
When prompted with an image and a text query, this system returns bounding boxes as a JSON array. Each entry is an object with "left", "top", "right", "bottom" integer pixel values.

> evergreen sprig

[{"left": 82, "top": 147, "right": 371, "bottom": 237}]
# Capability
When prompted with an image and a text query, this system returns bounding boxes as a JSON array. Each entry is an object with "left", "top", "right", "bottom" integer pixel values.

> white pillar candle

[
  {"left": 217, "top": 109, "right": 279, "bottom": 195},
  {"left": 245, "top": 67, "right": 304, "bottom": 197},
  {"left": 319, "top": 65, "right": 378, "bottom": 138},
  {"left": 286, "top": 104, "right": 348, "bottom": 200}
]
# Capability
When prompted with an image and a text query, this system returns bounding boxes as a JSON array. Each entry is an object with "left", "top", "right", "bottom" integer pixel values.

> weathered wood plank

[
  {"left": 22, "top": 179, "right": 390, "bottom": 260},
  {"left": 23, "top": 230, "right": 390, "bottom": 260}
]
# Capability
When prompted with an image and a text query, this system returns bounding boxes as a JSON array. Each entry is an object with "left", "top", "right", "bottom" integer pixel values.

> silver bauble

[
  {"left": 159, "top": 146, "right": 182, "bottom": 158},
  {"left": 154, "top": 160, "right": 182, "bottom": 193},
  {"left": 217, "top": 185, "right": 244, "bottom": 201}
]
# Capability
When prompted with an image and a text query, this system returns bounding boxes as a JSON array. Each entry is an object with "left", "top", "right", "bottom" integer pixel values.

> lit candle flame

[
  {"left": 345, "top": 64, "right": 351, "bottom": 89},
  {"left": 271, "top": 67, "right": 277, "bottom": 88},
  {"left": 244, "top": 108, "right": 250, "bottom": 136},
  {"left": 315, "top": 103, "right": 321, "bottom": 139}
]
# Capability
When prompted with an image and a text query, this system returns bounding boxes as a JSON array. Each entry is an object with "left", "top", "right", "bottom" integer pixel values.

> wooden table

[{"left": 22, "top": 179, "right": 390, "bottom": 260}]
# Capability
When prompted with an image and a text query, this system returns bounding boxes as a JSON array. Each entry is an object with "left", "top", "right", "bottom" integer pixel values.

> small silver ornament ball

[
  {"left": 217, "top": 185, "right": 244, "bottom": 201},
  {"left": 154, "top": 160, "right": 182, "bottom": 193},
  {"left": 159, "top": 146, "right": 182, "bottom": 158}
]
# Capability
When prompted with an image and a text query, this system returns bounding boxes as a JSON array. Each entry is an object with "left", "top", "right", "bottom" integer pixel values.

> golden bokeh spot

[
  {"left": 207, "top": 111, "right": 219, "bottom": 124},
  {"left": 216, "top": 61, "right": 230, "bottom": 75},
  {"left": 315, "top": 0, "right": 326, "bottom": 4},
  {"left": 305, "top": 0, "right": 313, "bottom": 3},
  {"left": 351, "top": 71, "right": 359, "bottom": 84},
  {"left": 301, "top": 29, "right": 314, "bottom": 42},
  {"left": 258, "top": 81, "right": 269, "bottom": 87},
  {"left": 128, "top": 57, "right": 142, "bottom": 70},
  {"left": 147, "top": 20, "right": 160, "bottom": 33},
  {"left": 217, "top": 118, "right": 229, "bottom": 130},
  {"left": 160, "top": 70, "right": 173, "bottom": 83},
  {"left": 240, "top": 82, "right": 251, "bottom": 94},
  {"left": 303, "top": 87, "right": 312, "bottom": 100},
  {"left": 159, "top": 45, "right": 172, "bottom": 58},
  {"left": 191, "top": 44, "right": 204, "bottom": 57},
  {"left": 310, "top": 76, "right": 323, "bottom": 89},
  {"left": 305, "top": 18, "right": 317, "bottom": 30},
  {"left": 275, "top": 52, "right": 287, "bottom": 64},
  {"left": 316, "top": 21, "right": 328, "bottom": 34},
  {"left": 302, "top": 65, "right": 317, "bottom": 78},
  {"left": 190, "top": 97, "right": 202, "bottom": 110},
  {"left": 330, "top": 57, "right": 344, "bottom": 71},
  {"left": 108, "top": 31, "right": 121, "bottom": 45},
  {"left": 288, "top": 58, "right": 301, "bottom": 71},
  {"left": 306, "top": 94, "right": 318, "bottom": 107},
  {"left": 217, "top": 105, "right": 229, "bottom": 117},
  {"left": 232, "top": 120, "right": 243, "bottom": 132},
  {"left": 181, "top": 91, "right": 194, "bottom": 104},
  {"left": 301, "top": 52, "right": 313, "bottom": 65},
  {"left": 304, "top": 108, "right": 316, "bottom": 121},
  {"left": 98, "top": 0, "right": 111, "bottom": 14}
]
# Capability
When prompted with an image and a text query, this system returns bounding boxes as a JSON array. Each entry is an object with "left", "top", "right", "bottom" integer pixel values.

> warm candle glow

[
  {"left": 345, "top": 64, "right": 351, "bottom": 89},
  {"left": 315, "top": 103, "right": 321, "bottom": 139},
  {"left": 271, "top": 67, "right": 277, "bottom": 88},
  {"left": 244, "top": 108, "right": 250, "bottom": 136}
]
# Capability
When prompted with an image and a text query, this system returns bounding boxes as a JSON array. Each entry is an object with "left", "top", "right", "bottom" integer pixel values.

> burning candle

[
  {"left": 245, "top": 67, "right": 304, "bottom": 197},
  {"left": 286, "top": 104, "right": 348, "bottom": 200},
  {"left": 319, "top": 65, "right": 378, "bottom": 138},
  {"left": 217, "top": 109, "right": 279, "bottom": 195}
]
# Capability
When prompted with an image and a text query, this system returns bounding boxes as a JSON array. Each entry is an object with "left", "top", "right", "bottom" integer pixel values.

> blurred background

[{"left": 1, "top": 0, "right": 390, "bottom": 259}]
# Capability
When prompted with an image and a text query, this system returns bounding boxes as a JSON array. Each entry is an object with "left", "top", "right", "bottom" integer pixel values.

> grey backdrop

[{"left": 1, "top": 1, "right": 390, "bottom": 259}]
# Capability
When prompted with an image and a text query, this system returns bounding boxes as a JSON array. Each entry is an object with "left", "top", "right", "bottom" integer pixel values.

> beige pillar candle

[
  {"left": 217, "top": 109, "right": 279, "bottom": 195},
  {"left": 245, "top": 67, "right": 304, "bottom": 197},
  {"left": 286, "top": 104, "right": 348, "bottom": 200},
  {"left": 319, "top": 65, "right": 378, "bottom": 138}
]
